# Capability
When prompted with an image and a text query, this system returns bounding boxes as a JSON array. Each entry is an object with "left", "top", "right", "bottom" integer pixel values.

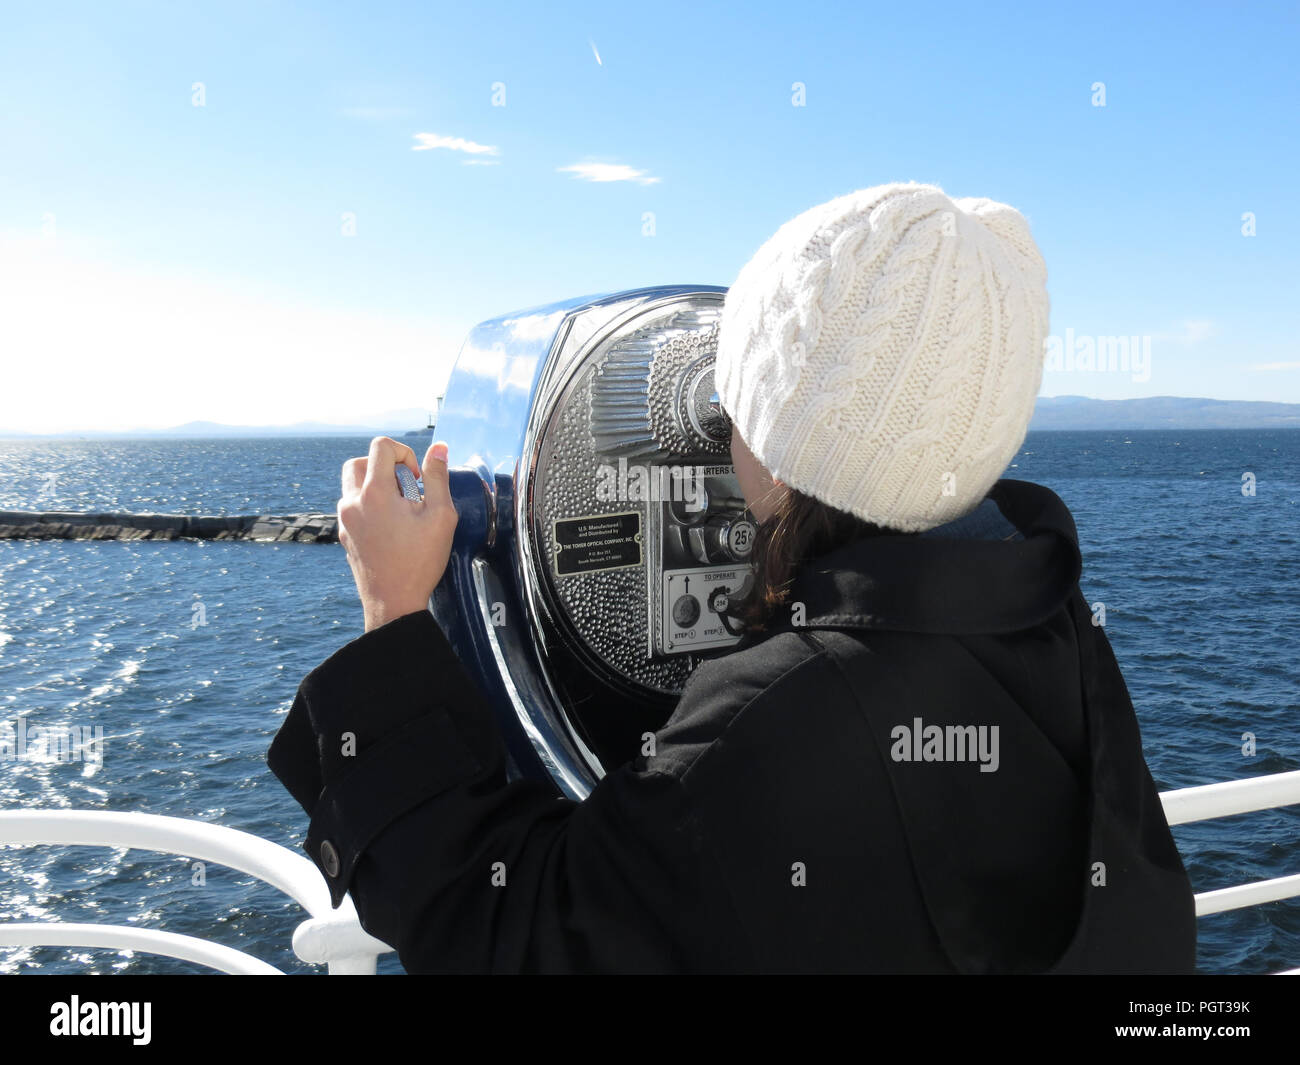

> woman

[{"left": 268, "top": 183, "right": 1197, "bottom": 973}]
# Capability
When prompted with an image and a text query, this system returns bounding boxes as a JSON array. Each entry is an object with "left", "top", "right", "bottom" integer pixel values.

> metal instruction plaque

[{"left": 553, "top": 511, "right": 643, "bottom": 577}]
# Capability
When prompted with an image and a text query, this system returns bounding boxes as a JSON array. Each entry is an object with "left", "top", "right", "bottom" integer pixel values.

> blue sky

[{"left": 1, "top": 0, "right": 1297, "bottom": 432}]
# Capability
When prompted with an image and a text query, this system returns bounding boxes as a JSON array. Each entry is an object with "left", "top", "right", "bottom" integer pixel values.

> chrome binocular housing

[{"left": 433, "top": 286, "right": 757, "bottom": 799}]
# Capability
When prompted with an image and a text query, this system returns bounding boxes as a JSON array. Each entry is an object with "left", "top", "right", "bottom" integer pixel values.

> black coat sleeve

[{"left": 266, "top": 610, "right": 752, "bottom": 973}]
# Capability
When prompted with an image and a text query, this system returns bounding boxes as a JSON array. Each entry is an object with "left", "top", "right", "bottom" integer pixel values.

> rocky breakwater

[{"left": 0, "top": 511, "right": 339, "bottom": 543}]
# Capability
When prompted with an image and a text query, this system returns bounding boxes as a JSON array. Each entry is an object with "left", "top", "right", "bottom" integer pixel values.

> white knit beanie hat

[{"left": 715, "top": 182, "right": 1049, "bottom": 532}]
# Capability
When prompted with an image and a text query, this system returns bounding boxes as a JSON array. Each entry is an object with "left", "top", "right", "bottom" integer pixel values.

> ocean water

[{"left": 0, "top": 430, "right": 1296, "bottom": 975}]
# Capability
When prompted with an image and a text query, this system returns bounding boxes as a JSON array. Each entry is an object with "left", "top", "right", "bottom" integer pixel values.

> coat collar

[{"left": 745, "top": 479, "right": 1083, "bottom": 640}]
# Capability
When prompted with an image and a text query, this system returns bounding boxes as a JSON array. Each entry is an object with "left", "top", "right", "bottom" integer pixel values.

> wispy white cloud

[
  {"left": 558, "top": 161, "right": 660, "bottom": 185},
  {"left": 590, "top": 39, "right": 602, "bottom": 66},
  {"left": 1250, "top": 360, "right": 1300, "bottom": 371},
  {"left": 412, "top": 133, "right": 500, "bottom": 157}
]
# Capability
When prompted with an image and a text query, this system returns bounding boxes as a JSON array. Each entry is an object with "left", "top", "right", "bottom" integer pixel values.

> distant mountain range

[
  {"left": 3, "top": 397, "right": 1298, "bottom": 438},
  {"left": 1028, "top": 396, "right": 1300, "bottom": 430},
  {"left": 0, "top": 408, "right": 437, "bottom": 440}
]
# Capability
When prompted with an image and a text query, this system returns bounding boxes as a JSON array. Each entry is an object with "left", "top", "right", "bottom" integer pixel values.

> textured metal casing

[{"left": 432, "top": 286, "right": 728, "bottom": 799}]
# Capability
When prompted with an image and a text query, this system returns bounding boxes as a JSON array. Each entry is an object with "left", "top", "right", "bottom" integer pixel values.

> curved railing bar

[
  {"left": 1192, "top": 872, "right": 1300, "bottom": 917},
  {"left": 1160, "top": 769, "right": 1300, "bottom": 826},
  {"left": 0, "top": 809, "right": 392, "bottom": 973},
  {"left": 0, "top": 921, "right": 282, "bottom": 975},
  {"left": 0, "top": 809, "right": 330, "bottom": 912}
]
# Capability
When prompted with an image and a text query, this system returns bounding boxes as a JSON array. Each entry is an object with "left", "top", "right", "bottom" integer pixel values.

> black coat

[{"left": 267, "top": 478, "right": 1197, "bottom": 973}]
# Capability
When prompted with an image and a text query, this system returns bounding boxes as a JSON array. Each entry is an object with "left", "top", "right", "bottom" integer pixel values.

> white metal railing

[
  {"left": 0, "top": 809, "right": 393, "bottom": 974},
  {"left": 0, "top": 768, "right": 1297, "bottom": 974},
  {"left": 1161, "top": 769, "right": 1300, "bottom": 828},
  {"left": 1158, "top": 769, "right": 1300, "bottom": 937}
]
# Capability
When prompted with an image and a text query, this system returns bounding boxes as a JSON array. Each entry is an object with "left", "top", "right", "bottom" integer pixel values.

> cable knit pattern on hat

[{"left": 715, "top": 182, "right": 1049, "bottom": 532}]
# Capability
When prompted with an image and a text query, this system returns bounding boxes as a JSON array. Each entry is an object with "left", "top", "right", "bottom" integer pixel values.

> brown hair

[{"left": 734, "top": 486, "right": 899, "bottom": 631}]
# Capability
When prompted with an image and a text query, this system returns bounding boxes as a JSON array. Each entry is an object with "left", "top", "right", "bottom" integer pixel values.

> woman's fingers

[
  {"left": 421, "top": 441, "right": 451, "bottom": 506},
  {"left": 341, "top": 456, "right": 367, "bottom": 498},
  {"left": 361, "top": 436, "right": 421, "bottom": 498},
  {"left": 332, "top": 438, "right": 459, "bottom": 631},
  {"left": 422, "top": 441, "right": 458, "bottom": 532}
]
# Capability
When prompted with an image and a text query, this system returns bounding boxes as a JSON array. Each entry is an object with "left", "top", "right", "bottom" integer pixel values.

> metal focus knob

[
  {"left": 687, "top": 515, "right": 758, "bottom": 564},
  {"left": 720, "top": 517, "right": 756, "bottom": 560}
]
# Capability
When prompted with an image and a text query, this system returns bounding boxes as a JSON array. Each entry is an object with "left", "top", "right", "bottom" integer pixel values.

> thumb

[{"left": 422, "top": 440, "right": 454, "bottom": 510}]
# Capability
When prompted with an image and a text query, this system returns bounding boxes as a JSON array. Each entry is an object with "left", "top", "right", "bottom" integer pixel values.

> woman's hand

[{"left": 337, "top": 436, "right": 458, "bottom": 632}]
